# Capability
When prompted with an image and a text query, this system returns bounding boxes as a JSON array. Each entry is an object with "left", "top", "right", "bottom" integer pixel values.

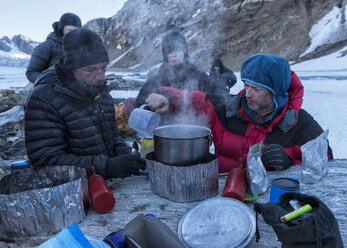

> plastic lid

[{"left": 272, "top": 177, "right": 300, "bottom": 191}]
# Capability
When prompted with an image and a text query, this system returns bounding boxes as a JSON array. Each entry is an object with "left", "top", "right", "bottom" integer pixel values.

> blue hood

[{"left": 240, "top": 53, "right": 291, "bottom": 123}]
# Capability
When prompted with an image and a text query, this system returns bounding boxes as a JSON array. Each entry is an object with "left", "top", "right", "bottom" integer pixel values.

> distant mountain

[
  {"left": 84, "top": 0, "right": 347, "bottom": 71},
  {"left": 0, "top": 35, "right": 39, "bottom": 67}
]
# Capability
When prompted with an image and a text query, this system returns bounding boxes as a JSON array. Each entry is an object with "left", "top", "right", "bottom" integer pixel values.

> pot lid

[
  {"left": 272, "top": 177, "right": 300, "bottom": 191},
  {"left": 178, "top": 197, "right": 255, "bottom": 248}
]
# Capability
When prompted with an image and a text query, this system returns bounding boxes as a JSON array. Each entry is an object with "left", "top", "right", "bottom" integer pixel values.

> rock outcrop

[{"left": 85, "top": 0, "right": 346, "bottom": 71}]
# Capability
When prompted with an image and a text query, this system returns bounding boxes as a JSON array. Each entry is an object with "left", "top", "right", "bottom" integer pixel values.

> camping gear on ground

[
  {"left": 178, "top": 197, "right": 256, "bottom": 248},
  {"left": 147, "top": 153, "right": 218, "bottom": 202},
  {"left": 247, "top": 142, "right": 270, "bottom": 195},
  {"left": 38, "top": 223, "right": 110, "bottom": 248},
  {"left": 301, "top": 130, "right": 329, "bottom": 184},
  {"left": 123, "top": 213, "right": 185, "bottom": 248},
  {"left": 103, "top": 229, "right": 126, "bottom": 248},
  {"left": 104, "top": 214, "right": 156, "bottom": 248},
  {"left": 11, "top": 159, "right": 31, "bottom": 173},
  {"left": 0, "top": 166, "right": 88, "bottom": 237},
  {"left": 269, "top": 177, "right": 300, "bottom": 203},
  {"left": 280, "top": 204, "right": 312, "bottom": 223},
  {"left": 221, "top": 159, "right": 247, "bottom": 202},
  {"left": 152, "top": 124, "right": 211, "bottom": 166},
  {"left": 128, "top": 104, "right": 160, "bottom": 138},
  {"left": 254, "top": 192, "right": 343, "bottom": 248},
  {"left": 88, "top": 166, "right": 115, "bottom": 214}
]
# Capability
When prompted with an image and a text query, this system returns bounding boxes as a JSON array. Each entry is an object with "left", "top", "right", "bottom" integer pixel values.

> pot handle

[
  {"left": 139, "top": 104, "right": 151, "bottom": 110},
  {"left": 208, "top": 133, "right": 213, "bottom": 146}
]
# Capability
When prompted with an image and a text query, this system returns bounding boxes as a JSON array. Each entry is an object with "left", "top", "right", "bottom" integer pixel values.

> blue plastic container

[
  {"left": 103, "top": 229, "right": 126, "bottom": 248},
  {"left": 11, "top": 160, "right": 31, "bottom": 173},
  {"left": 269, "top": 177, "right": 300, "bottom": 203}
]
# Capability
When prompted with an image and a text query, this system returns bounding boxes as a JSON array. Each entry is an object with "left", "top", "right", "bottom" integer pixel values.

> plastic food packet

[
  {"left": 247, "top": 142, "right": 270, "bottom": 195},
  {"left": 301, "top": 129, "right": 329, "bottom": 184}
]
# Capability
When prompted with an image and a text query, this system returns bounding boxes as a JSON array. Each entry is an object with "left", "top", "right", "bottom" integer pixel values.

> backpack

[{"left": 254, "top": 192, "right": 343, "bottom": 248}]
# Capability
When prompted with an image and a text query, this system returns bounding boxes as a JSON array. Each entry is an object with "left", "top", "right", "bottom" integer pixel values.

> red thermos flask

[
  {"left": 222, "top": 158, "right": 247, "bottom": 202},
  {"left": 88, "top": 166, "right": 116, "bottom": 214}
]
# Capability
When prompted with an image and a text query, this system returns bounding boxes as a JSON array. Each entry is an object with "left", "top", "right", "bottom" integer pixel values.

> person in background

[
  {"left": 144, "top": 53, "right": 333, "bottom": 173},
  {"left": 135, "top": 30, "right": 209, "bottom": 108},
  {"left": 26, "top": 12, "right": 82, "bottom": 84},
  {"left": 209, "top": 58, "right": 237, "bottom": 93},
  {"left": 207, "top": 58, "right": 237, "bottom": 112},
  {"left": 25, "top": 28, "right": 146, "bottom": 179}
]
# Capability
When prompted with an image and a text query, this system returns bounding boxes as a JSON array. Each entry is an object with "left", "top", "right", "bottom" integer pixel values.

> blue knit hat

[{"left": 241, "top": 53, "right": 291, "bottom": 112}]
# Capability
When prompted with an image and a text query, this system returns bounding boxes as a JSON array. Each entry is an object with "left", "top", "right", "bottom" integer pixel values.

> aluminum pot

[{"left": 153, "top": 124, "right": 211, "bottom": 166}]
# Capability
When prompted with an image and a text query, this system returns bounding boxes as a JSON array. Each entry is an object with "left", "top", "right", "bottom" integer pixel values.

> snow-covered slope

[{"left": 0, "top": 35, "right": 36, "bottom": 67}]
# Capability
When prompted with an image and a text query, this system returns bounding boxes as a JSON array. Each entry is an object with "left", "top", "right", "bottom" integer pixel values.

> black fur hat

[
  {"left": 63, "top": 28, "right": 109, "bottom": 69},
  {"left": 161, "top": 30, "right": 188, "bottom": 60},
  {"left": 57, "top": 13, "right": 82, "bottom": 37}
]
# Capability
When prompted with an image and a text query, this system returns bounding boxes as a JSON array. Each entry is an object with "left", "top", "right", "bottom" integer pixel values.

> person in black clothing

[
  {"left": 25, "top": 28, "right": 146, "bottom": 179},
  {"left": 135, "top": 30, "right": 209, "bottom": 108},
  {"left": 209, "top": 58, "right": 237, "bottom": 92},
  {"left": 26, "top": 13, "right": 82, "bottom": 84},
  {"left": 206, "top": 58, "right": 237, "bottom": 113}
]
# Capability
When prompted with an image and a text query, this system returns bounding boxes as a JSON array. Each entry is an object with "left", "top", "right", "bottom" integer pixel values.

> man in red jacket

[{"left": 144, "top": 53, "right": 333, "bottom": 173}]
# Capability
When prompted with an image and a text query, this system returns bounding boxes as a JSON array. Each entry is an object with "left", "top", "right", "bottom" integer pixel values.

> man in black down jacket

[
  {"left": 25, "top": 13, "right": 82, "bottom": 84},
  {"left": 25, "top": 28, "right": 146, "bottom": 178},
  {"left": 135, "top": 30, "right": 209, "bottom": 108}
]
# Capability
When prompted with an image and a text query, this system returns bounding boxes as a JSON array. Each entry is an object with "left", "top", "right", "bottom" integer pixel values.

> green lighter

[{"left": 280, "top": 204, "right": 312, "bottom": 223}]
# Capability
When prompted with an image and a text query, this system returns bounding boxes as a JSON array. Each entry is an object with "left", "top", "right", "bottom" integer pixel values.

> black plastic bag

[{"left": 254, "top": 193, "right": 343, "bottom": 248}]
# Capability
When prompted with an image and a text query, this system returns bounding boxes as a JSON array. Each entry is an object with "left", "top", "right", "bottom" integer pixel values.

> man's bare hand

[{"left": 145, "top": 93, "right": 169, "bottom": 114}]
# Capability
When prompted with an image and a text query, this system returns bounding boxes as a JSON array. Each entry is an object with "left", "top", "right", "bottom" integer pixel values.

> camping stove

[{"left": 146, "top": 154, "right": 218, "bottom": 203}]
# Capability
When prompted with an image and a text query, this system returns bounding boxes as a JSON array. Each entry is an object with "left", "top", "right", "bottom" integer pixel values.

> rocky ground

[{"left": 1, "top": 159, "right": 346, "bottom": 247}]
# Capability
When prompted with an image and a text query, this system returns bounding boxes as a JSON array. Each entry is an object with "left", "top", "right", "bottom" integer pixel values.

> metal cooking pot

[{"left": 153, "top": 124, "right": 211, "bottom": 166}]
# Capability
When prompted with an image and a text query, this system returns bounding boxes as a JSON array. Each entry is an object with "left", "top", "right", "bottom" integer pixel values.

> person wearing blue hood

[
  {"left": 26, "top": 13, "right": 82, "bottom": 84},
  {"left": 144, "top": 53, "right": 333, "bottom": 173}
]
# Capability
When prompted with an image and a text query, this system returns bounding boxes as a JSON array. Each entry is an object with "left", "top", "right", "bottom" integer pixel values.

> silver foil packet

[
  {"left": 301, "top": 130, "right": 329, "bottom": 184},
  {"left": 0, "top": 165, "right": 88, "bottom": 238}
]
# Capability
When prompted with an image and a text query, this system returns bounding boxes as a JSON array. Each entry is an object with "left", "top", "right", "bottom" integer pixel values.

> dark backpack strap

[
  {"left": 313, "top": 212, "right": 322, "bottom": 248},
  {"left": 253, "top": 205, "right": 261, "bottom": 242}
]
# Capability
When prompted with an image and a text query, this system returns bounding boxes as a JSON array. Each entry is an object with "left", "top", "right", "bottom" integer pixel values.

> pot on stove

[{"left": 152, "top": 124, "right": 211, "bottom": 166}]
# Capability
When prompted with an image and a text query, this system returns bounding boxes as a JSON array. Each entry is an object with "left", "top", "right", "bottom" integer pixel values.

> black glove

[
  {"left": 261, "top": 144, "right": 292, "bottom": 171},
  {"left": 106, "top": 154, "right": 146, "bottom": 179}
]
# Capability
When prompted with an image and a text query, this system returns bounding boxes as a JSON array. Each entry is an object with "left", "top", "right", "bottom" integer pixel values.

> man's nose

[
  {"left": 95, "top": 70, "right": 105, "bottom": 81},
  {"left": 245, "top": 88, "right": 253, "bottom": 98}
]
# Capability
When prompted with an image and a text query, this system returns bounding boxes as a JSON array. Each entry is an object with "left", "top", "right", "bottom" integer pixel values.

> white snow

[
  {"left": 109, "top": 90, "right": 138, "bottom": 99},
  {"left": 192, "top": 9, "right": 201, "bottom": 18},
  {"left": 0, "top": 39, "right": 30, "bottom": 67},
  {"left": 300, "top": 6, "right": 347, "bottom": 57}
]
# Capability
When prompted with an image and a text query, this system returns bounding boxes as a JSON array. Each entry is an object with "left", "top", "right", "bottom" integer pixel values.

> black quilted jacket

[
  {"left": 24, "top": 64, "right": 131, "bottom": 176},
  {"left": 26, "top": 32, "right": 63, "bottom": 83}
]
